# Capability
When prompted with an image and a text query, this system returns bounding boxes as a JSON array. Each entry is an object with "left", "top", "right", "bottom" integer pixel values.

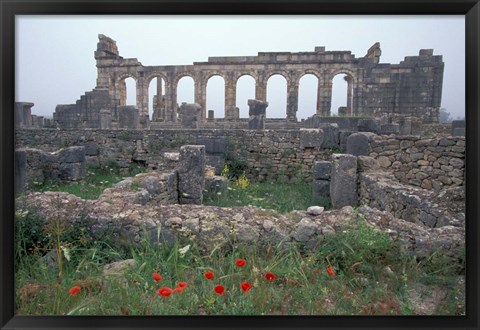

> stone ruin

[{"left": 50, "top": 34, "right": 444, "bottom": 129}]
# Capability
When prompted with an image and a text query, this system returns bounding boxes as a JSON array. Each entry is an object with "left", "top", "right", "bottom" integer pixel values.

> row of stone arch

[{"left": 113, "top": 69, "right": 356, "bottom": 122}]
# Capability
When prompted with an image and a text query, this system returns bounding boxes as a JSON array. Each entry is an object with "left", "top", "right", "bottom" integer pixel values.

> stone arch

[
  {"left": 234, "top": 72, "right": 259, "bottom": 83},
  {"left": 264, "top": 70, "right": 289, "bottom": 82},
  {"left": 206, "top": 74, "right": 226, "bottom": 119},
  {"left": 114, "top": 73, "right": 138, "bottom": 107},
  {"left": 330, "top": 70, "right": 356, "bottom": 116},
  {"left": 298, "top": 73, "right": 319, "bottom": 120},
  {"left": 203, "top": 71, "right": 226, "bottom": 85},
  {"left": 266, "top": 73, "right": 288, "bottom": 118},
  {"left": 144, "top": 73, "right": 168, "bottom": 121},
  {"left": 298, "top": 70, "right": 321, "bottom": 83},
  {"left": 176, "top": 74, "right": 195, "bottom": 108},
  {"left": 328, "top": 69, "right": 357, "bottom": 84},
  {"left": 144, "top": 72, "right": 169, "bottom": 89}
]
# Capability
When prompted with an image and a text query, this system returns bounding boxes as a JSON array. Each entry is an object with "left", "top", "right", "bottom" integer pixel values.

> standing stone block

[
  {"left": 207, "top": 110, "right": 214, "bottom": 120},
  {"left": 55, "top": 146, "right": 86, "bottom": 163},
  {"left": 178, "top": 103, "right": 202, "bottom": 129},
  {"left": 330, "top": 154, "right": 358, "bottom": 208},
  {"left": 15, "top": 102, "right": 34, "bottom": 128},
  {"left": 248, "top": 99, "right": 268, "bottom": 130},
  {"left": 178, "top": 145, "right": 206, "bottom": 205},
  {"left": 398, "top": 119, "right": 412, "bottom": 135},
  {"left": 118, "top": 106, "right": 140, "bottom": 129},
  {"left": 312, "top": 161, "right": 332, "bottom": 180},
  {"left": 319, "top": 123, "right": 339, "bottom": 148},
  {"left": 346, "top": 132, "right": 376, "bottom": 156},
  {"left": 59, "top": 163, "right": 86, "bottom": 181},
  {"left": 451, "top": 120, "right": 465, "bottom": 136},
  {"left": 300, "top": 129, "right": 324, "bottom": 149},
  {"left": 313, "top": 180, "right": 330, "bottom": 199},
  {"left": 225, "top": 106, "right": 240, "bottom": 120}
]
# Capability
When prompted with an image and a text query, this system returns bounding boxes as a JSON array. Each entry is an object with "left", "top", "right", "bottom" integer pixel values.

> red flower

[
  {"left": 173, "top": 287, "right": 184, "bottom": 294},
  {"left": 158, "top": 287, "right": 173, "bottom": 297},
  {"left": 214, "top": 285, "right": 225, "bottom": 295},
  {"left": 326, "top": 267, "right": 335, "bottom": 277},
  {"left": 204, "top": 271, "right": 214, "bottom": 280},
  {"left": 178, "top": 282, "right": 188, "bottom": 288},
  {"left": 69, "top": 286, "right": 81, "bottom": 296},
  {"left": 265, "top": 272, "right": 276, "bottom": 281},
  {"left": 153, "top": 272, "right": 163, "bottom": 282},
  {"left": 235, "top": 258, "right": 247, "bottom": 267},
  {"left": 240, "top": 281, "right": 253, "bottom": 292}
]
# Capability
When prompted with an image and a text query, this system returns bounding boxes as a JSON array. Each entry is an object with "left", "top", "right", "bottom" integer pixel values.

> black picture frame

[{"left": 1, "top": 0, "right": 479, "bottom": 329}]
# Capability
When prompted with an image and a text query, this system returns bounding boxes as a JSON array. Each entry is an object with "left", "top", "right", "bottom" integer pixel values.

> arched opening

[
  {"left": 298, "top": 74, "right": 319, "bottom": 120},
  {"left": 266, "top": 74, "right": 287, "bottom": 118},
  {"left": 236, "top": 75, "right": 256, "bottom": 118},
  {"left": 206, "top": 75, "right": 225, "bottom": 119},
  {"left": 119, "top": 77, "right": 137, "bottom": 107},
  {"left": 331, "top": 73, "right": 353, "bottom": 116},
  {"left": 176, "top": 76, "right": 195, "bottom": 107},
  {"left": 148, "top": 76, "right": 166, "bottom": 121}
]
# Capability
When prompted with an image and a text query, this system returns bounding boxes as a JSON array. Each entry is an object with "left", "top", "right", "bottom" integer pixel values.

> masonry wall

[
  {"left": 367, "top": 135, "right": 465, "bottom": 190},
  {"left": 15, "top": 129, "right": 334, "bottom": 183}
]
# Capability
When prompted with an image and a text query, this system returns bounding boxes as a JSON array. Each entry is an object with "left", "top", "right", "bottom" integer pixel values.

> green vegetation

[
  {"left": 15, "top": 211, "right": 465, "bottom": 315},
  {"left": 204, "top": 181, "right": 331, "bottom": 214},
  {"left": 31, "top": 162, "right": 147, "bottom": 200}
]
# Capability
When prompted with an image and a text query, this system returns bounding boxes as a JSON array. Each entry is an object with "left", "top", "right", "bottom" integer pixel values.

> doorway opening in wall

[
  {"left": 266, "top": 74, "right": 287, "bottom": 119},
  {"left": 206, "top": 75, "right": 225, "bottom": 119},
  {"left": 298, "top": 74, "right": 319, "bottom": 120},
  {"left": 177, "top": 76, "right": 195, "bottom": 110},
  {"left": 236, "top": 75, "right": 255, "bottom": 118}
]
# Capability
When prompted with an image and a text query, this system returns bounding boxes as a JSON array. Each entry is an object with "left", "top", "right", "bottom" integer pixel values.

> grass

[
  {"left": 31, "top": 163, "right": 147, "bottom": 200},
  {"left": 14, "top": 208, "right": 465, "bottom": 316},
  {"left": 204, "top": 182, "right": 331, "bottom": 214}
]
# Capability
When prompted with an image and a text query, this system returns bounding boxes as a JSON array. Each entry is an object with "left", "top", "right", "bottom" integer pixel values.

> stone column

[
  {"left": 178, "top": 103, "right": 202, "bottom": 129},
  {"left": 248, "top": 99, "right": 268, "bottom": 130},
  {"left": 152, "top": 77, "right": 164, "bottom": 121},
  {"left": 137, "top": 75, "right": 150, "bottom": 128},
  {"left": 255, "top": 81, "right": 267, "bottom": 102},
  {"left": 178, "top": 145, "right": 206, "bottom": 205},
  {"left": 165, "top": 77, "right": 176, "bottom": 122},
  {"left": 345, "top": 76, "right": 353, "bottom": 115},
  {"left": 14, "top": 102, "right": 34, "bottom": 128},
  {"left": 316, "top": 80, "right": 332, "bottom": 116},
  {"left": 225, "top": 77, "right": 238, "bottom": 119},
  {"left": 286, "top": 82, "right": 299, "bottom": 122},
  {"left": 194, "top": 79, "right": 206, "bottom": 121}
]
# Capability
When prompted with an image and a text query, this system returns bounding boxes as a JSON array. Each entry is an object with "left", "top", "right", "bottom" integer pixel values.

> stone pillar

[
  {"left": 316, "top": 81, "right": 332, "bottom": 116},
  {"left": 248, "top": 99, "right": 268, "bottom": 130},
  {"left": 208, "top": 110, "right": 214, "bottom": 120},
  {"left": 255, "top": 81, "right": 267, "bottom": 102},
  {"left": 152, "top": 77, "right": 164, "bottom": 122},
  {"left": 194, "top": 79, "right": 206, "bottom": 121},
  {"left": 15, "top": 102, "right": 34, "bottom": 128},
  {"left": 225, "top": 78, "right": 237, "bottom": 116},
  {"left": 312, "top": 161, "right": 332, "bottom": 200},
  {"left": 330, "top": 154, "right": 358, "bottom": 208},
  {"left": 345, "top": 76, "right": 353, "bottom": 115},
  {"left": 178, "top": 145, "right": 206, "bottom": 205},
  {"left": 15, "top": 149, "right": 27, "bottom": 195},
  {"left": 286, "top": 82, "right": 299, "bottom": 122},
  {"left": 165, "top": 78, "right": 176, "bottom": 122},
  {"left": 99, "top": 109, "right": 112, "bottom": 129}
]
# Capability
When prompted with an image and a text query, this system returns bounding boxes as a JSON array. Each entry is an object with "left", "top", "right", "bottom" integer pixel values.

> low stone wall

[
  {"left": 15, "top": 129, "right": 336, "bottom": 183},
  {"left": 15, "top": 146, "right": 86, "bottom": 194}
]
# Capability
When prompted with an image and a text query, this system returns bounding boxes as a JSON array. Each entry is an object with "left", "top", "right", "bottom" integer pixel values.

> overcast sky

[{"left": 15, "top": 15, "right": 465, "bottom": 120}]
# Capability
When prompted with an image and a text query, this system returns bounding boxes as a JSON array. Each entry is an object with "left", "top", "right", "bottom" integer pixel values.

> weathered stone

[
  {"left": 379, "top": 124, "right": 400, "bottom": 135},
  {"left": 118, "top": 106, "right": 140, "bottom": 129},
  {"left": 15, "top": 149, "right": 27, "bottom": 195},
  {"left": 357, "top": 156, "right": 380, "bottom": 172},
  {"left": 248, "top": 99, "right": 268, "bottom": 130},
  {"left": 346, "top": 132, "right": 376, "bottom": 156},
  {"left": 292, "top": 218, "right": 318, "bottom": 242},
  {"left": 15, "top": 102, "right": 34, "bottom": 128},
  {"left": 312, "top": 180, "right": 330, "bottom": 199},
  {"left": 312, "top": 161, "right": 332, "bottom": 180},
  {"left": 319, "top": 124, "right": 339, "bottom": 148},
  {"left": 300, "top": 129, "right": 324, "bottom": 149},
  {"left": 178, "top": 145, "right": 206, "bottom": 204},
  {"left": 55, "top": 146, "right": 86, "bottom": 163},
  {"left": 357, "top": 118, "right": 379, "bottom": 133},
  {"left": 306, "top": 206, "right": 325, "bottom": 216},
  {"left": 452, "top": 128, "right": 465, "bottom": 137},
  {"left": 178, "top": 103, "right": 202, "bottom": 129},
  {"left": 205, "top": 176, "right": 228, "bottom": 196},
  {"left": 330, "top": 154, "right": 358, "bottom": 208}
]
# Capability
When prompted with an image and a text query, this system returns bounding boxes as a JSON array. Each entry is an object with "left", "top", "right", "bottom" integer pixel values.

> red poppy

[
  {"left": 173, "top": 287, "right": 184, "bottom": 294},
  {"left": 69, "top": 286, "right": 81, "bottom": 296},
  {"left": 214, "top": 285, "right": 225, "bottom": 295},
  {"left": 158, "top": 287, "right": 173, "bottom": 297},
  {"left": 265, "top": 272, "right": 276, "bottom": 281},
  {"left": 204, "top": 271, "right": 214, "bottom": 280},
  {"left": 178, "top": 282, "right": 188, "bottom": 288},
  {"left": 235, "top": 258, "right": 247, "bottom": 267},
  {"left": 240, "top": 281, "right": 253, "bottom": 292},
  {"left": 153, "top": 272, "right": 163, "bottom": 282},
  {"left": 326, "top": 267, "right": 335, "bottom": 277}
]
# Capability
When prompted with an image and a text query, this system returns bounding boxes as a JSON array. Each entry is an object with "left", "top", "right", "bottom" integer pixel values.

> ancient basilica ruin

[{"left": 50, "top": 34, "right": 445, "bottom": 130}]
